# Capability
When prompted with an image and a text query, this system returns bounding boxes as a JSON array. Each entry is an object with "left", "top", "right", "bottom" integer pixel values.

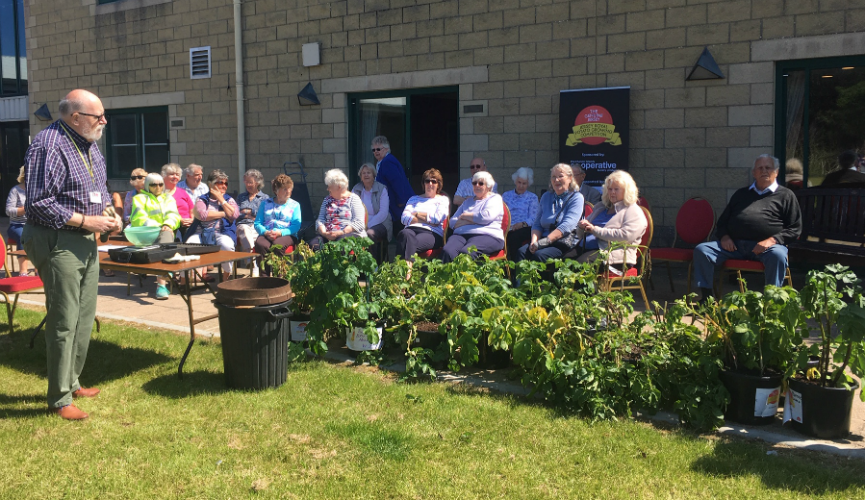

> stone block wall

[{"left": 23, "top": 0, "right": 865, "bottom": 242}]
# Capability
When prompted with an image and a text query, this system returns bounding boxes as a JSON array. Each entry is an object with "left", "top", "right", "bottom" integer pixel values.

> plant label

[
  {"left": 754, "top": 387, "right": 781, "bottom": 418},
  {"left": 782, "top": 388, "right": 803, "bottom": 424},
  {"left": 290, "top": 320, "right": 308, "bottom": 342}
]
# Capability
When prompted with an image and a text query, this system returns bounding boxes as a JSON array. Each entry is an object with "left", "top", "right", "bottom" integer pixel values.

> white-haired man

[
  {"left": 453, "top": 157, "right": 497, "bottom": 206},
  {"left": 23, "top": 89, "right": 122, "bottom": 420},
  {"left": 693, "top": 154, "right": 802, "bottom": 299},
  {"left": 177, "top": 163, "right": 209, "bottom": 200}
]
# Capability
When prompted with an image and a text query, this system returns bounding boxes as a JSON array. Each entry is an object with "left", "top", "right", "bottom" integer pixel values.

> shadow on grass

[
  {"left": 690, "top": 439, "right": 865, "bottom": 493},
  {"left": 0, "top": 327, "right": 172, "bottom": 386},
  {"left": 0, "top": 392, "right": 49, "bottom": 420},
  {"left": 141, "top": 370, "right": 230, "bottom": 398}
]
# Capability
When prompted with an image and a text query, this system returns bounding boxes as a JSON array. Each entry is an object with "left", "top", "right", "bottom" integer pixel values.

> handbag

[{"left": 554, "top": 192, "right": 581, "bottom": 249}]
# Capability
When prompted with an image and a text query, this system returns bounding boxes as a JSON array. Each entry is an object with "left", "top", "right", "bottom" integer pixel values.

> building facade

[{"left": 22, "top": 0, "right": 865, "bottom": 242}]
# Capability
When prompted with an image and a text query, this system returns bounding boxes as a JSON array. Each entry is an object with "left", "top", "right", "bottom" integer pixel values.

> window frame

[
  {"left": 0, "top": 0, "right": 27, "bottom": 97},
  {"left": 773, "top": 55, "right": 865, "bottom": 183},
  {"left": 104, "top": 106, "right": 170, "bottom": 179}
]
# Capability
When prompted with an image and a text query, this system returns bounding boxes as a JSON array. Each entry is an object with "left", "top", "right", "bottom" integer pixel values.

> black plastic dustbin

[{"left": 215, "top": 300, "right": 292, "bottom": 390}]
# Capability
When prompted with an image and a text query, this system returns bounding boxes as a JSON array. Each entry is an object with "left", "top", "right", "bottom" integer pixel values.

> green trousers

[{"left": 22, "top": 224, "right": 99, "bottom": 409}]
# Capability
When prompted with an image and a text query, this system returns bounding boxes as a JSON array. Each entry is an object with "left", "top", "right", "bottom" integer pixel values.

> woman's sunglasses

[
  {"left": 472, "top": 181, "right": 485, "bottom": 186},
  {"left": 130, "top": 175, "right": 145, "bottom": 180},
  {"left": 149, "top": 183, "right": 164, "bottom": 187},
  {"left": 423, "top": 179, "right": 438, "bottom": 184}
]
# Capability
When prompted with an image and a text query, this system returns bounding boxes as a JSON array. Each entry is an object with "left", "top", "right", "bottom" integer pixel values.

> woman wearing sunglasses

[
  {"left": 123, "top": 167, "right": 148, "bottom": 226},
  {"left": 130, "top": 173, "right": 181, "bottom": 299},
  {"left": 185, "top": 169, "right": 239, "bottom": 281},
  {"left": 441, "top": 171, "right": 504, "bottom": 263},
  {"left": 396, "top": 168, "right": 449, "bottom": 266}
]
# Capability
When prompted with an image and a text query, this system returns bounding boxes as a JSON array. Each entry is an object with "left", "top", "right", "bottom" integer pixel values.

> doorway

[
  {"left": 348, "top": 87, "right": 459, "bottom": 198},
  {"left": 0, "top": 120, "right": 29, "bottom": 208}
]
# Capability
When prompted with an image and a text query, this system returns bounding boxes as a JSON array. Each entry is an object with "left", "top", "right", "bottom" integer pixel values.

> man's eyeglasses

[
  {"left": 150, "top": 183, "right": 164, "bottom": 187},
  {"left": 423, "top": 179, "right": 438, "bottom": 184},
  {"left": 470, "top": 164, "right": 483, "bottom": 170},
  {"left": 472, "top": 181, "right": 485, "bottom": 186},
  {"left": 130, "top": 175, "right": 145, "bottom": 180},
  {"left": 214, "top": 181, "right": 228, "bottom": 186},
  {"left": 77, "top": 111, "right": 105, "bottom": 121},
  {"left": 371, "top": 147, "right": 385, "bottom": 152}
]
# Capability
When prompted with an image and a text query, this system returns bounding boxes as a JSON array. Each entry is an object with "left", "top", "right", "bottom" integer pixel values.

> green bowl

[{"left": 124, "top": 226, "right": 162, "bottom": 246}]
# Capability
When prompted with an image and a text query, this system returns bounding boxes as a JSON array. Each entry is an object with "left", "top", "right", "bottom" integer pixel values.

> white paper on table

[{"left": 97, "top": 245, "right": 128, "bottom": 252}]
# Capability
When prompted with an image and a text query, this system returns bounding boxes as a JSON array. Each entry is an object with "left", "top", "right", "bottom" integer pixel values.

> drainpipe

[{"left": 233, "top": 0, "right": 246, "bottom": 180}]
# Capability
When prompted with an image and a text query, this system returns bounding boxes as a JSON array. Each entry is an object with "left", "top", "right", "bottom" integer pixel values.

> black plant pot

[
  {"left": 719, "top": 369, "right": 783, "bottom": 425},
  {"left": 786, "top": 376, "right": 860, "bottom": 439}
]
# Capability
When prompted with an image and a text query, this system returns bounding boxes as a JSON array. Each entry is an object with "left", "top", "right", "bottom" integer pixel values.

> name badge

[{"left": 89, "top": 191, "right": 102, "bottom": 204}]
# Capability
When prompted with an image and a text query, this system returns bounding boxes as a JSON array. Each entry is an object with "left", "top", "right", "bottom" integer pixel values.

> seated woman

[
  {"left": 123, "top": 167, "right": 147, "bottom": 227},
  {"left": 309, "top": 169, "right": 366, "bottom": 251},
  {"left": 5, "top": 166, "right": 33, "bottom": 276},
  {"left": 576, "top": 170, "right": 647, "bottom": 273},
  {"left": 162, "top": 163, "right": 194, "bottom": 240},
  {"left": 185, "top": 169, "right": 239, "bottom": 281},
  {"left": 515, "top": 163, "right": 585, "bottom": 263},
  {"left": 254, "top": 174, "right": 302, "bottom": 276},
  {"left": 397, "top": 168, "right": 449, "bottom": 265},
  {"left": 130, "top": 173, "right": 181, "bottom": 299},
  {"left": 236, "top": 169, "right": 270, "bottom": 274},
  {"left": 501, "top": 166, "right": 539, "bottom": 262},
  {"left": 442, "top": 171, "right": 504, "bottom": 263},
  {"left": 351, "top": 162, "right": 392, "bottom": 263}
]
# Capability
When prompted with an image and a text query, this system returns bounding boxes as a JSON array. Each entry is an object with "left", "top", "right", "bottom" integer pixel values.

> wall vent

[
  {"left": 189, "top": 46, "right": 211, "bottom": 79},
  {"left": 170, "top": 118, "right": 185, "bottom": 129},
  {"left": 463, "top": 104, "right": 484, "bottom": 114}
]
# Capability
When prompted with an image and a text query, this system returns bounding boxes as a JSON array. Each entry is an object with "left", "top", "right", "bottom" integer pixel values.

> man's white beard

[{"left": 82, "top": 123, "right": 104, "bottom": 142}]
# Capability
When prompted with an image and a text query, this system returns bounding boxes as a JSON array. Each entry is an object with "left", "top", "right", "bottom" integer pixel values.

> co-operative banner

[{"left": 559, "top": 86, "right": 630, "bottom": 188}]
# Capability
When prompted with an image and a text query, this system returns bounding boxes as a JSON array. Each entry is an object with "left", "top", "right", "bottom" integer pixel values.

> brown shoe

[
  {"left": 52, "top": 404, "right": 89, "bottom": 420},
  {"left": 72, "top": 387, "right": 100, "bottom": 398}
]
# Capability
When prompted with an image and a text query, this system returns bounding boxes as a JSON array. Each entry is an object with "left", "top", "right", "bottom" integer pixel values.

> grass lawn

[{"left": 0, "top": 309, "right": 863, "bottom": 499}]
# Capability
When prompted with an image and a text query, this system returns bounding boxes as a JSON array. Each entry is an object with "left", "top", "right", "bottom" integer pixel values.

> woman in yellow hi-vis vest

[{"left": 130, "top": 172, "right": 181, "bottom": 300}]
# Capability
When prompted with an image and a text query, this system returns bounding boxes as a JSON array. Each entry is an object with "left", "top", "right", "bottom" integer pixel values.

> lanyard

[{"left": 58, "top": 122, "right": 95, "bottom": 180}]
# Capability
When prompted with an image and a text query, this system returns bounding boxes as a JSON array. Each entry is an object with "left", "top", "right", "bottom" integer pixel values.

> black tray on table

[{"left": 107, "top": 243, "right": 221, "bottom": 264}]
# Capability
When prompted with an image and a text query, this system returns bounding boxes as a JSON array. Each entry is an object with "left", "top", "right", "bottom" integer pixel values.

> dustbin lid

[{"left": 216, "top": 277, "right": 293, "bottom": 307}]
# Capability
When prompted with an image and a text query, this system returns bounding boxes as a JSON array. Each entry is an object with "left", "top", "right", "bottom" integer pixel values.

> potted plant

[
  {"left": 787, "top": 265, "right": 865, "bottom": 438},
  {"left": 697, "top": 286, "right": 806, "bottom": 425},
  {"left": 288, "top": 237, "right": 378, "bottom": 355},
  {"left": 266, "top": 241, "right": 315, "bottom": 342}
]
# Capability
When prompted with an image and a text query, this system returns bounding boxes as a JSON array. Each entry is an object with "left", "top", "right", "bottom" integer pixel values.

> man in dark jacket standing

[
  {"left": 693, "top": 154, "right": 802, "bottom": 298},
  {"left": 372, "top": 135, "right": 415, "bottom": 224}
]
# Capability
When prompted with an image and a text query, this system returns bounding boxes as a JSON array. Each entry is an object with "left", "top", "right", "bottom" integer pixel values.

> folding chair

[
  {"left": 599, "top": 206, "right": 653, "bottom": 310},
  {"left": 0, "top": 234, "right": 44, "bottom": 334},
  {"left": 649, "top": 197, "right": 715, "bottom": 295}
]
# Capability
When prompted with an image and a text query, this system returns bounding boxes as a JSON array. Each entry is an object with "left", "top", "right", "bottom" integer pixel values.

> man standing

[
  {"left": 693, "top": 154, "right": 801, "bottom": 299},
  {"left": 372, "top": 135, "right": 414, "bottom": 223},
  {"left": 574, "top": 164, "right": 602, "bottom": 205},
  {"left": 453, "top": 157, "right": 497, "bottom": 206},
  {"left": 820, "top": 150, "right": 865, "bottom": 188},
  {"left": 177, "top": 163, "right": 209, "bottom": 199},
  {"left": 23, "top": 89, "right": 121, "bottom": 420}
]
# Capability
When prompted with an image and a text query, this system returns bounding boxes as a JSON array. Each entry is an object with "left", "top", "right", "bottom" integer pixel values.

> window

[
  {"left": 0, "top": 0, "right": 27, "bottom": 96},
  {"left": 775, "top": 56, "right": 865, "bottom": 186},
  {"left": 105, "top": 107, "right": 170, "bottom": 178}
]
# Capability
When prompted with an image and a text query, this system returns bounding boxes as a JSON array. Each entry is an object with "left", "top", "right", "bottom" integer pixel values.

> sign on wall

[{"left": 559, "top": 86, "right": 630, "bottom": 189}]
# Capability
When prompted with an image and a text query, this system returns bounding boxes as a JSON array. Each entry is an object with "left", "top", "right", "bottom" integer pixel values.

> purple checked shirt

[{"left": 24, "top": 120, "right": 110, "bottom": 229}]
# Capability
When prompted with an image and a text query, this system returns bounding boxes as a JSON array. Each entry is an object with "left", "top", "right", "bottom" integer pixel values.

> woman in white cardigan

[{"left": 576, "top": 170, "right": 647, "bottom": 271}]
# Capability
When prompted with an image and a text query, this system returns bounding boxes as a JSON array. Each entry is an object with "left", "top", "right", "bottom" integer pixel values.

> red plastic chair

[
  {"left": 717, "top": 259, "right": 793, "bottom": 295},
  {"left": 600, "top": 206, "right": 653, "bottom": 310},
  {"left": 416, "top": 216, "right": 448, "bottom": 260},
  {"left": 0, "top": 234, "right": 44, "bottom": 334},
  {"left": 650, "top": 197, "right": 715, "bottom": 295},
  {"left": 488, "top": 204, "right": 511, "bottom": 262}
]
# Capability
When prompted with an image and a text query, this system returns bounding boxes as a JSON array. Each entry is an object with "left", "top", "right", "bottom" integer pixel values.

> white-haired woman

[
  {"left": 236, "top": 169, "right": 270, "bottom": 272},
  {"left": 185, "top": 169, "right": 239, "bottom": 281},
  {"left": 130, "top": 173, "right": 181, "bottom": 299},
  {"left": 502, "top": 167, "right": 539, "bottom": 262},
  {"left": 310, "top": 169, "right": 366, "bottom": 251},
  {"left": 5, "top": 166, "right": 33, "bottom": 276},
  {"left": 576, "top": 170, "right": 647, "bottom": 272},
  {"left": 162, "top": 163, "right": 194, "bottom": 239},
  {"left": 351, "top": 162, "right": 392, "bottom": 262},
  {"left": 123, "top": 167, "right": 147, "bottom": 226},
  {"left": 442, "top": 171, "right": 504, "bottom": 262},
  {"left": 515, "top": 163, "right": 585, "bottom": 263}
]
